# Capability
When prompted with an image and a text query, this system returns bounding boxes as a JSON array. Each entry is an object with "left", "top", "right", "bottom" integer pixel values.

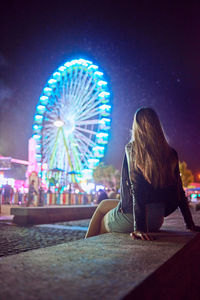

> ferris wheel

[{"left": 32, "top": 58, "right": 111, "bottom": 183}]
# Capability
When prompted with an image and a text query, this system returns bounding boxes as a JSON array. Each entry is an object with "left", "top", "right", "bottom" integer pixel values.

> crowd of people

[{"left": 0, "top": 180, "right": 118, "bottom": 207}]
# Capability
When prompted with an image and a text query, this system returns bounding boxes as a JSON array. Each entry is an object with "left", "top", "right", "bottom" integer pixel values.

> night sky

[{"left": 0, "top": 1, "right": 200, "bottom": 178}]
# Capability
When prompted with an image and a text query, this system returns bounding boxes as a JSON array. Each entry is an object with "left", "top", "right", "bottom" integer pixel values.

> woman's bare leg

[{"left": 85, "top": 199, "right": 119, "bottom": 238}]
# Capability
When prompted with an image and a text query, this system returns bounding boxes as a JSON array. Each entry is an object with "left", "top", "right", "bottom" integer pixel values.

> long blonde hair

[{"left": 131, "top": 107, "right": 177, "bottom": 188}]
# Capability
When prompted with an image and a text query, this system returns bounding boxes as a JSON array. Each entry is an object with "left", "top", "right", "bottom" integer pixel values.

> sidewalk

[{"left": 0, "top": 210, "right": 200, "bottom": 300}]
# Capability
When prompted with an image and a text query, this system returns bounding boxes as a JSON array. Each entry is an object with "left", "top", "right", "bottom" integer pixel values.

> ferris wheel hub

[
  {"left": 54, "top": 119, "right": 64, "bottom": 128},
  {"left": 64, "top": 117, "right": 75, "bottom": 135}
]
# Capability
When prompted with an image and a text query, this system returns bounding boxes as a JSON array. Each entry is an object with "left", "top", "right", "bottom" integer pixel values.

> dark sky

[{"left": 0, "top": 1, "right": 200, "bottom": 178}]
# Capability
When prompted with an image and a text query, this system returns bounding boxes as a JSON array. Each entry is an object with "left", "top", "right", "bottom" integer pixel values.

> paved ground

[
  {"left": 0, "top": 205, "right": 199, "bottom": 258},
  {"left": 0, "top": 219, "right": 90, "bottom": 257},
  {"left": 1, "top": 210, "right": 200, "bottom": 300}
]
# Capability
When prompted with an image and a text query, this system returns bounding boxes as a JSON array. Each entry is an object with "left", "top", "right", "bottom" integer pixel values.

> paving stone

[{"left": 0, "top": 220, "right": 89, "bottom": 257}]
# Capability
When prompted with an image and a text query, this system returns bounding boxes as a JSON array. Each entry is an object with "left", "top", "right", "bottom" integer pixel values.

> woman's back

[
  {"left": 121, "top": 143, "right": 179, "bottom": 217},
  {"left": 130, "top": 108, "right": 177, "bottom": 189}
]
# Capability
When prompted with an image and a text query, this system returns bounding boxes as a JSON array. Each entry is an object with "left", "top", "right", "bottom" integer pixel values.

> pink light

[
  {"left": 11, "top": 158, "right": 29, "bottom": 165},
  {"left": 0, "top": 156, "right": 29, "bottom": 166}
]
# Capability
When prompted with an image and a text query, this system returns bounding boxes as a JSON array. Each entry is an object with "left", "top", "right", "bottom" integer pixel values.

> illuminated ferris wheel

[{"left": 32, "top": 58, "right": 111, "bottom": 182}]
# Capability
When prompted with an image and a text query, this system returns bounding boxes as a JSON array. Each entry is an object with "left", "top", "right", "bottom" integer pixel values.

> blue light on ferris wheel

[
  {"left": 88, "top": 158, "right": 100, "bottom": 168},
  {"left": 36, "top": 105, "right": 46, "bottom": 114},
  {"left": 34, "top": 115, "right": 43, "bottom": 124},
  {"left": 92, "top": 146, "right": 105, "bottom": 157},
  {"left": 94, "top": 71, "right": 103, "bottom": 76},
  {"left": 99, "top": 118, "right": 111, "bottom": 130},
  {"left": 43, "top": 87, "right": 52, "bottom": 96},
  {"left": 100, "top": 118, "right": 111, "bottom": 123},
  {"left": 88, "top": 64, "right": 98, "bottom": 70},
  {"left": 99, "top": 104, "right": 111, "bottom": 111},
  {"left": 98, "top": 91, "right": 110, "bottom": 98},
  {"left": 33, "top": 124, "right": 42, "bottom": 132},
  {"left": 97, "top": 80, "right": 107, "bottom": 86},
  {"left": 58, "top": 66, "right": 66, "bottom": 72},
  {"left": 48, "top": 79, "right": 57, "bottom": 87},
  {"left": 33, "top": 134, "right": 42, "bottom": 140},
  {"left": 53, "top": 72, "right": 61, "bottom": 80},
  {"left": 39, "top": 96, "right": 48, "bottom": 105},
  {"left": 96, "top": 132, "right": 108, "bottom": 138},
  {"left": 33, "top": 124, "right": 39, "bottom": 130}
]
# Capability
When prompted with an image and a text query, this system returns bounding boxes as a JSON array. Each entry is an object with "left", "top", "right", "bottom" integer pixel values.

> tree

[
  {"left": 179, "top": 161, "right": 194, "bottom": 188},
  {"left": 93, "top": 163, "right": 120, "bottom": 191}
]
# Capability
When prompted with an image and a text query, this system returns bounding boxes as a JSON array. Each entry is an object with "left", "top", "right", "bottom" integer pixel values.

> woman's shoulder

[
  {"left": 125, "top": 142, "right": 134, "bottom": 150},
  {"left": 125, "top": 142, "right": 134, "bottom": 158}
]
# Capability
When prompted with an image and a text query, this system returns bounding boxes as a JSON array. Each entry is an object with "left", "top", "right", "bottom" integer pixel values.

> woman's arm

[{"left": 124, "top": 146, "right": 153, "bottom": 240}]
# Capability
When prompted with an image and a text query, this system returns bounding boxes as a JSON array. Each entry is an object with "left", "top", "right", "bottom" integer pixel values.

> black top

[{"left": 119, "top": 148, "right": 194, "bottom": 231}]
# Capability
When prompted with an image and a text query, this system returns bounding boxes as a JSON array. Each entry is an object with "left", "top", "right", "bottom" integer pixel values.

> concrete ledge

[
  {"left": 0, "top": 204, "right": 19, "bottom": 216},
  {"left": 124, "top": 233, "right": 200, "bottom": 300},
  {"left": 0, "top": 210, "right": 200, "bottom": 299},
  {"left": 11, "top": 205, "right": 97, "bottom": 225}
]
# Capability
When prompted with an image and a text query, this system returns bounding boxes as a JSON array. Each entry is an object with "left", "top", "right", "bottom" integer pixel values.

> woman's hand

[{"left": 130, "top": 231, "right": 154, "bottom": 241}]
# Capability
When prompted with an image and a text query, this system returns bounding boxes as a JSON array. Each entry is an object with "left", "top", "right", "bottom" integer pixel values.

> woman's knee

[
  {"left": 98, "top": 199, "right": 110, "bottom": 211},
  {"left": 98, "top": 199, "right": 118, "bottom": 214}
]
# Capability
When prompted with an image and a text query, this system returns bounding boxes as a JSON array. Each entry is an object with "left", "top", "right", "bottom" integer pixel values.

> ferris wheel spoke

[
  {"left": 49, "top": 128, "right": 62, "bottom": 169},
  {"left": 75, "top": 97, "right": 101, "bottom": 121},
  {"left": 75, "top": 126, "right": 97, "bottom": 135},
  {"left": 77, "top": 107, "right": 101, "bottom": 121},
  {"left": 76, "top": 71, "right": 91, "bottom": 96},
  {"left": 75, "top": 119, "right": 100, "bottom": 126},
  {"left": 71, "top": 140, "right": 91, "bottom": 168},
  {"left": 73, "top": 78, "right": 96, "bottom": 109},
  {"left": 74, "top": 130, "right": 97, "bottom": 149},
  {"left": 68, "top": 136, "right": 82, "bottom": 171},
  {"left": 73, "top": 71, "right": 92, "bottom": 106},
  {"left": 75, "top": 139, "right": 94, "bottom": 161},
  {"left": 68, "top": 74, "right": 78, "bottom": 101},
  {"left": 72, "top": 68, "right": 84, "bottom": 98},
  {"left": 74, "top": 91, "right": 100, "bottom": 118},
  {"left": 76, "top": 87, "right": 100, "bottom": 109}
]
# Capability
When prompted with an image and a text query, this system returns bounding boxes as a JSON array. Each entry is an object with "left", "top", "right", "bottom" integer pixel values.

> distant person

[
  {"left": 86, "top": 107, "right": 200, "bottom": 239},
  {"left": 83, "top": 192, "right": 88, "bottom": 204},
  {"left": 108, "top": 189, "right": 117, "bottom": 199},
  {"left": 17, "top": 189, "right": 23, "bottom": 205},
  {"left": 0, "top": 187, "right": 2, "bottom": 204},
  {"left": 97, "top": 189, "right": 108, "bottom": 204},
  {"left": 26, "top": 180, "right": 38, "bottom": 207},
  {"left": 10, "top": 186, "right": 14, "bottom": 204},
  {"left": 38, "top": 187, "right": 44, "bottom": 206},
  {"left": 3, "top": 184, "right": 11, "bottom": 204}
]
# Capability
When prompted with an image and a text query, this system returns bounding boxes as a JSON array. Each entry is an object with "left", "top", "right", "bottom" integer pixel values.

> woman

[{"left": 85, "top": 107, "right": 200, "bottom": 240}]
